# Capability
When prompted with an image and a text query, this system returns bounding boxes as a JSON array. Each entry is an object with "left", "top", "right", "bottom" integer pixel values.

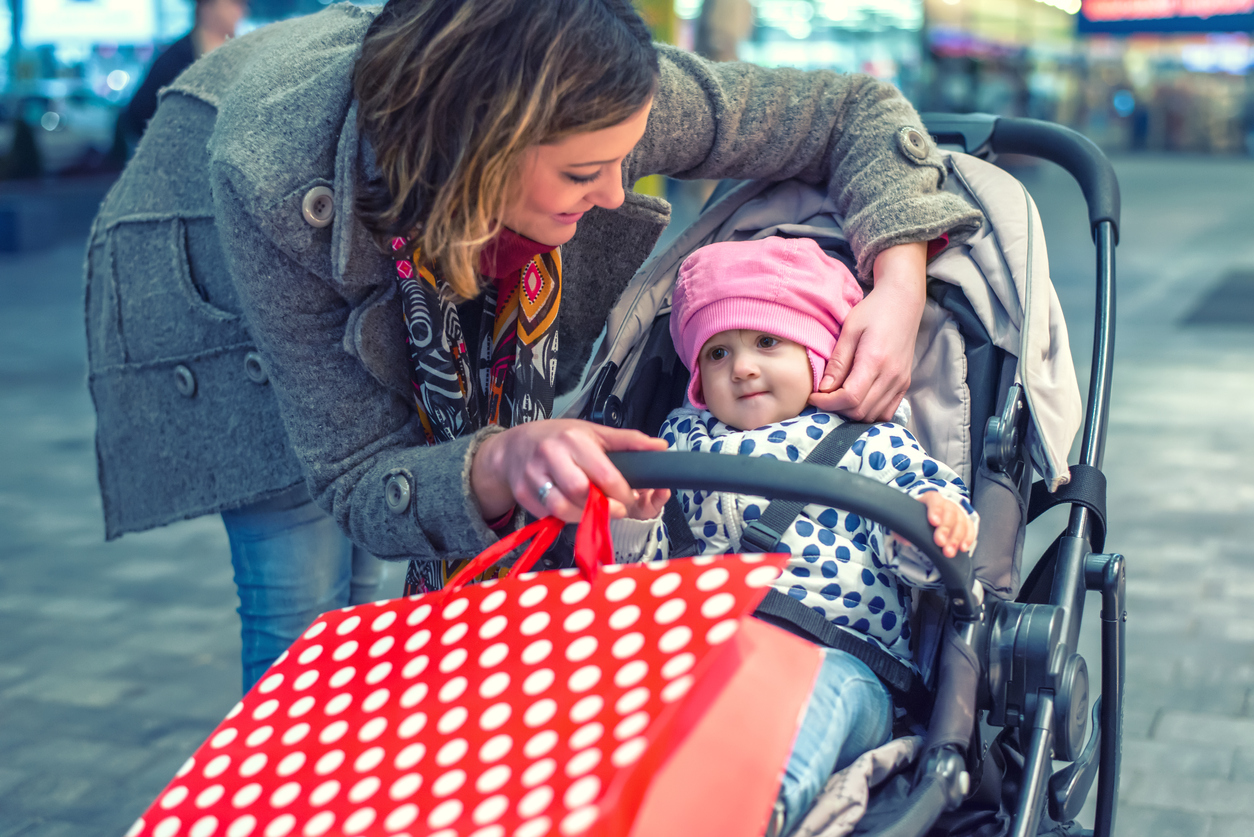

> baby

[{"left": 611, "top": 236, "right": 978, "bottom": 837}]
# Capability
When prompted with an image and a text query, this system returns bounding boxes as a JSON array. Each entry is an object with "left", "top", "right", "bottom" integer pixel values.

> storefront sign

[
  {"left": 23, "top": 0, "right": 157, "bottom": 45},
  {"left": 1080, "top": 0, "right": 1254, "bottom": 30}
]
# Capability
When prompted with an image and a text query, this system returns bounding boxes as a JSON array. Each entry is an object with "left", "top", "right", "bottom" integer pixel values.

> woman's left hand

[{"left": 808, "top": 240, "right": 927, "bottom": 422}]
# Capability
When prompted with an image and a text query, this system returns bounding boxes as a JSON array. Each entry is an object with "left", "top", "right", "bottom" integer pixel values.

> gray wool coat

[{"left": 85, "top": 3, "right": 982, "bottom": 562}]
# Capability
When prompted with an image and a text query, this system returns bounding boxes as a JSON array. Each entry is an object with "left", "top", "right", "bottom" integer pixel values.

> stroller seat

[{"left": 561, "top": 114, "right": 1124, "bottom": 837}]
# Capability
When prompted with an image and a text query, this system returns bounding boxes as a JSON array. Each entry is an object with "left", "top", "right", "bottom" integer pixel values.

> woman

[
  {"left": 119, "top": 0, "right": 249, "bottom": 143},
  {"left": 86, "top": 0, "right": 981, "bottom": 690}
]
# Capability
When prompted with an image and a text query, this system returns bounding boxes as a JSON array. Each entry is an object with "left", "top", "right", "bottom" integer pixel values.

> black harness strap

[
  {"left": 1026, "top": 463, "right": 1108, "bottom": 553},
  {"left": 755, "top": 589, "right": 909, "bottom": 690},
  {"left": 661, "top": 494, "right": 700, "bottom": 559},
  {"left": 755, "top": 589, "right": 933, "bottom": 718},
  {"left": 735, "top": 419, "right": 931, "bottom": 715},
  {"left": 739, "top": 421, "right": 872, "bottom": 553}
]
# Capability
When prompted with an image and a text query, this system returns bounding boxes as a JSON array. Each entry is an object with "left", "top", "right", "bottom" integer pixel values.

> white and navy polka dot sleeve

[
  {"left": 843, "top": 422, "right": 979, "bottom": 588},
  {"left": 608, "top": 516, "right": 669, "bottom": 564}
]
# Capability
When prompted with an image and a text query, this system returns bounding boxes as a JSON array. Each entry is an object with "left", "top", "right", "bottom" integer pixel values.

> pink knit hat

[{"left": 670, "top": 236, "right": 864, "bottom": 410}]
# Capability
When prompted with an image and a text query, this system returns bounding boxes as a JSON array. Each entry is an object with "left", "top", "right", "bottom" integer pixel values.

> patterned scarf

[{"left": 392, "top": 231, "right": 562, "bottom": 592}]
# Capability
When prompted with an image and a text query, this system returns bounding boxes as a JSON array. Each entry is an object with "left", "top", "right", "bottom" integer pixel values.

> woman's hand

[
  {"left": 470, "top": 419, "right": 668, "bottom": 523},
  {"left": 808, "top": 241, "right": 927, "bottom": 421}
]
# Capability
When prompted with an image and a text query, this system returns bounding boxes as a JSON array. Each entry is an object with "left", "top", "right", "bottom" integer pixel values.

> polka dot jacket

[{"left": 610, "top": 406, "right": 979, "bottom": 663}]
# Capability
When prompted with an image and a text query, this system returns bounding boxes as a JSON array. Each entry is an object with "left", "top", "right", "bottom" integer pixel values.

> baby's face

[{"left": 697, "top": 330, "right": 813, "bottom": 430}]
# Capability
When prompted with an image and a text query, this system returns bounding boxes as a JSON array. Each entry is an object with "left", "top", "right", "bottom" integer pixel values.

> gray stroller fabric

[
  {"left": 794, "top": 737, "right": 923, "bottom": 837},
  {"left": 927, "top": 154, "right": 1082, "bottom": 494}
]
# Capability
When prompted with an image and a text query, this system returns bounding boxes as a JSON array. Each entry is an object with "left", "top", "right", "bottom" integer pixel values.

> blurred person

[
  {"left": 1162, "top": 79, "right": 1190, "bottom": 152},
  {"left": 695, "top": 0, "right": 753, "bottom": 62},
  {"left": 1, "top": 117, "right": 43, "bottom": 179},
  {"left": 682, "top": 0, "right": 754, "bottom": 211},
  {"left": 1131, "top": 92, "right": 1150, "bottom": 151},
  {"left": 85, "top": 0, "right": 982, "bottom": 693},
  {"left": 1240, "top": 81, "right": 1254, "bottom": 157},
  {"left": 112, "top": 0, "right": 248, "bottom": 160}
]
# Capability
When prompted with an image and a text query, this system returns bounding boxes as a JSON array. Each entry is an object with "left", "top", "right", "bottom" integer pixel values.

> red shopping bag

[{"left": 127, "top": 489, "right": 823, "bottom": 837}]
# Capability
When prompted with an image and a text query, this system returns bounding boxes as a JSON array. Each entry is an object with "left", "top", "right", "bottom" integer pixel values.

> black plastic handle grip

[
  {"left": 921, "top": 112, "right": 1121, "bottom": 244},
  {"left": 990, "top": 117, "right": 1121, "bottom": 243},
  {"left": 607, "top": 451, "right": 980, "bottom": 621}
]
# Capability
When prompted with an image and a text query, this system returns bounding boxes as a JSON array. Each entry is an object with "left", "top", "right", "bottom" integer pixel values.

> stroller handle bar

[
  {"left": 921, "top": 113, "right": 1121, "bottom": 244},
  {"left": 608, "top": 451, "right": 982, "bottom": 621}
]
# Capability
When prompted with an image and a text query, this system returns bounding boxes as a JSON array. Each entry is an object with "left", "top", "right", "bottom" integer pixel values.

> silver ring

[{"left": 537, "top": 481, "right": 555, "bottom": 504}]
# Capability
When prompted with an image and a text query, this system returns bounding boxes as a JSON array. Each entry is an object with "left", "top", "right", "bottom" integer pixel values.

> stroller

[{"left": 557, "top": 114, "right": 1123, "bottom": 837}]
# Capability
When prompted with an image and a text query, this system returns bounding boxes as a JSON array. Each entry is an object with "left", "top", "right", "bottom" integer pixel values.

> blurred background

[
  {"left": 2, "top": 0, "right": 1253, "bottom": 189},
  {"left": 2, "top": 2, "right": 1254, "bottom": 837},
  {"left": 2, "top": 0, "right": 1253, "bottom": 233}
]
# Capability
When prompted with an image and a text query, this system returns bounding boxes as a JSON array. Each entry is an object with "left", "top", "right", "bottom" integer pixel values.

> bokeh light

[{"left": 107, "top": 69, "right": 131, "bottom": 91}]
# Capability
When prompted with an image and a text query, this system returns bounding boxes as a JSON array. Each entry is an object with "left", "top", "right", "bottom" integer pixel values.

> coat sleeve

[
  {"left": 210, "top": 166, "right": 502, "bottom": 563},
  {"left": 626, "top": 46, "right": 983, "bottom": 281}
]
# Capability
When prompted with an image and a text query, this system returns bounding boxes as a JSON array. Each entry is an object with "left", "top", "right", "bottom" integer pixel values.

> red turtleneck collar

[{"left": 478, "top": 228, "right": 556, "bottom": 281}]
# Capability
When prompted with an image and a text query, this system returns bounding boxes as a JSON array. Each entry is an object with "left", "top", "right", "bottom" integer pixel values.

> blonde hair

[{"left": 354, "top": 0, "right": 658, "bottom": 299}]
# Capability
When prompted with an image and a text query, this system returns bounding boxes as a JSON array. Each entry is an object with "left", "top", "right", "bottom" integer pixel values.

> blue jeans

[
  {"left": 221, "top": 485, "right": 391, "bottom": 692},
  {"left": 777, "top": 648, "right": 894, "bottom": 836}
]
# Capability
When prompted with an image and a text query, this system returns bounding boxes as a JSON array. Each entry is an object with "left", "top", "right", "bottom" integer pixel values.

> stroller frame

[
  {"left": 589, "top": 114, "right": 1123, "bottom": 837},
  {"left": 936, "top": 113, "right": 1121, "bottom": 837}
]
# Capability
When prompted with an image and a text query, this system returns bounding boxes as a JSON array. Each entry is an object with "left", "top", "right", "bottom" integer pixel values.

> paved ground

[
  {"left": 1, "top": 154, "right": 1253, "bottom": 837},
  {"left": 0, "top": 181, "right": 255, "bottom": 837},
  {"left": 1042, "top": 156, "right": 1254, "bottom": 837}
]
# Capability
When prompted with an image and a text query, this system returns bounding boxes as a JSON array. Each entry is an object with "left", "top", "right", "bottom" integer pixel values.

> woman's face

[{"left": 502, "top": 99, "right": 653, "bottom": 247}]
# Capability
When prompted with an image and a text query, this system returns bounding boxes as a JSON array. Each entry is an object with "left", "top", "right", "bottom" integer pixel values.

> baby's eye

[
  {"left": 756, "top": 335, "right": 779, "bottom": 348},
  {"left": 708, "top": 347, "right": 727, "bottom": 361}
]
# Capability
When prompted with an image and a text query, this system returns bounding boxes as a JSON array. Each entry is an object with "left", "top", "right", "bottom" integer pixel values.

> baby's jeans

[{"left": 777, "top": 647, "right": 894, "bottom": 836}]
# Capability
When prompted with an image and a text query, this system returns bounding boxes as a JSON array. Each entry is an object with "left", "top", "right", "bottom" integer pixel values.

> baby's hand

[
  {"left": 621, "top": 488, "right": 672, "bottom": 521},
  {"left": 918, "top": 492, "right": 975, "bottom": 558}
]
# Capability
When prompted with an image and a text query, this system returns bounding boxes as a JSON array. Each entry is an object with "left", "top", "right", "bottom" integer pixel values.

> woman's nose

[{"left": 589, "top": 167, "right": 626, "bottom": 210}]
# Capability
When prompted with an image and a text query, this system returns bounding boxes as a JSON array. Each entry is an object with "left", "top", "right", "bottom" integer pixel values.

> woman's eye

[{"left": 563, "top": 171, "right": 599, "bottom": 185}]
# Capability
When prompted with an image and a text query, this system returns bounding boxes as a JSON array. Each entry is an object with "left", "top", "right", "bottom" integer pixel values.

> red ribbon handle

[
  {"left": 506, "top": 485, "right": 615, "bottom": 581},
  {"left": 444, "top": 516, "right": 564, "bottom": 594},
  {"left": 572, "top": 484, "right": 614, "bottom": 580},
  {"left": 446, "top": 486, "right": 617, "bottom": 593}
]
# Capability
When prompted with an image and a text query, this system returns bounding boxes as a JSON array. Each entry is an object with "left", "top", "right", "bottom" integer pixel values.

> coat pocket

[
  {"left": 106, "top": 215, "right": 251, "bottom": 363},
  {"left": 90, "top": 346, "right": 305, "bottom": 538}
]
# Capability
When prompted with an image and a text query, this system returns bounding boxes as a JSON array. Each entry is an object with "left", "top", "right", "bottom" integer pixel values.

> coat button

[
  {"left": 385, "top": 473, "right": 412, "bottom": 514},
  {"left": 174, "top": 364, "right": 197, "bottom": 398},
  {"left": 301, "top": 186, "right": 335, "bottom": 228},
  {"left": 244, "top": 351, "right": 268, "bottom": 384},
  {"left": 898, "top": 126, "right": 930, "bottom": 162}
]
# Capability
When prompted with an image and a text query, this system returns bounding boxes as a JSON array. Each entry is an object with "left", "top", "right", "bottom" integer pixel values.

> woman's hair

[{"left": 354, "top": 0, "right": 659, "bottom": 299}]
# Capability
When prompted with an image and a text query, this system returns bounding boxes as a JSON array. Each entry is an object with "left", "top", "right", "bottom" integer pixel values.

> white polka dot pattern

[{"left": 128, "top": 554, "right": 785, "bottom": 837}]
